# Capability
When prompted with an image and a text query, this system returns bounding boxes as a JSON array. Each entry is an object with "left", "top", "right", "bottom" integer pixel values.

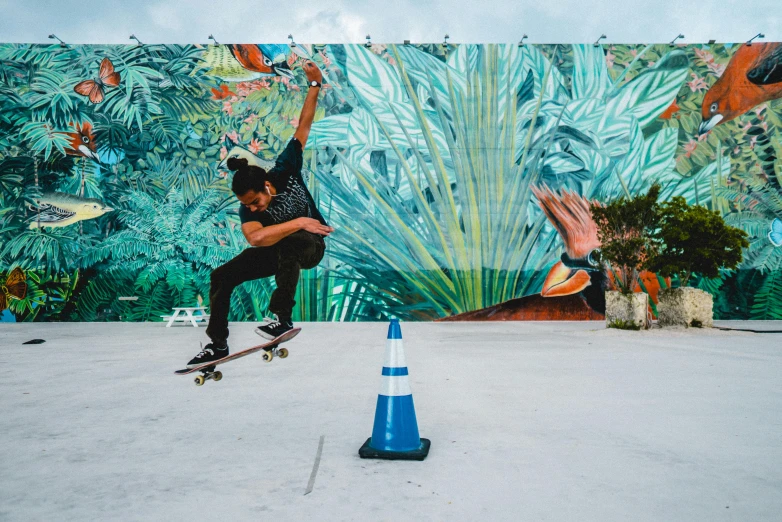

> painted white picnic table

[{"left": 161, "top": 307, "right": 210, "bottom": 327}]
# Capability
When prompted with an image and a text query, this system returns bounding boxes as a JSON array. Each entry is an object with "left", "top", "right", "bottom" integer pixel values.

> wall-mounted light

[
  {"left": 129, "top": 34, "right": 143, "bottom": 46},
  {"left": 593, "top": 34, "right": 606, "bottom": 47},
  {"left": 518, "top": 34, "right": 528, "bottom": 47},
  {"left": 403, "top": 39, "right": 410, "bottom": 45},
  {"left": 669, "top": 33, "right": 684, "bottom": 47},
  {"left": 746, "top": 33, "right": 764, "bottom": 46},
  {"left": 288, "top": 34, "right": 296, "bottom": 48},
  {"left": 208, "top": 34, "right": 219, "bottom": 46},
  {"left": 443, "top": 34, "right": 450, "bottom": 49},
  {"left": 365, "top": 34, "right": 372, "bottom": 48},
  {"left": 48, "top": 34, "right": 67, "bottom": 47},
  {"left": 708, "top": 39, "right": 716, "bottom": 45}
]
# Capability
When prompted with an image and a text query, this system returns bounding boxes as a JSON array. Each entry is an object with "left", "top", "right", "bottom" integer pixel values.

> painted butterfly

[
  {"left": 0, "top": 267, "right": 27, "bottom": 311},
  {"left": 769, "top": 217, "right": 782, "bottom": 247},
  {"left": 74, "top": 57, "right": 121, "bottom": 104}
]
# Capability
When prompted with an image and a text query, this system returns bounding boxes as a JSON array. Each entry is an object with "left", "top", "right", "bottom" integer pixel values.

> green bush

[
  {"left": 590, "top": 184, "right": 661, "bottom": 295},
  {"left": 647, "top": 197, "right": 749, "bottom": 287}
]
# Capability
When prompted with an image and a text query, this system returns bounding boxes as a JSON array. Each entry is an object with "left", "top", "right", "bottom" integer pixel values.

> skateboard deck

[{"left": 175, "top": 328, "right": 301, "bottom": 385}]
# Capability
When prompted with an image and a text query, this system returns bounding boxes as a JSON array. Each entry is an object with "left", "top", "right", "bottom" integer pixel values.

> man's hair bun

[{"left": 226, "top": 157, "right": 249, "bottom": 172}]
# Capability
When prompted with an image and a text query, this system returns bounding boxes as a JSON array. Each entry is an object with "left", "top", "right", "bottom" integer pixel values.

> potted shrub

[
  {"left": 647, "top": 197, "right": 749, "bottom": 328},
  {"left": 590, "top": 184, "right": 661, "bottom": 330}
]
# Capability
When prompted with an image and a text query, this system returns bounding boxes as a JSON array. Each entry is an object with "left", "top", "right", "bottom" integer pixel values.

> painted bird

[
  {"left": 63, "top": 121, "right": 100, "bottom": 162},
  {"left": 533, "top": 185, "right": 610, "bottom": 313},
  {"left": 28, "top": 192, "right": 113, "bottom": 229},
  {"left": 699, "top": 42, "right": 782, "bottom": 134},
  {"left": 200, "top": 44, "right": 294, "bottom": 83},
  {"left": 440, "top": 186, "right": 664, "bottom": 321},
  {"left": 218, "top": 145, "right": 276, "bottom": 172}
]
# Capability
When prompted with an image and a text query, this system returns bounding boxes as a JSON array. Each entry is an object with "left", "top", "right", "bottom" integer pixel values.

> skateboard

[{"left": 175, "top": 328, "right": 301, "bottom": 386}]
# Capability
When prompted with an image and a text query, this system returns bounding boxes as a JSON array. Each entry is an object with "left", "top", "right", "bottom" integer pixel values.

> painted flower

[
  {"left": 694, "top": 47, "right": 715, "bottom": 64},
  {"left": 319, "top": 51, "right": 331, "bottom": 67},
  {"left": 220, "top": 130, "right": 240, "bottom": 144},
  {"left": 289, "top": 116, "right": 300, "bottom": 128},
  {"left": 370, "top": 44, "right": 387, "bottom": 55},
  {"left": 244, "top": 113, "right": 260, "bottom": 124},
  {"left": 686, "top": 73, "right": 708, "bottom": 92},
  {"left": 221, "top": 101, "right": 234, "bottom": 115},
  {"left": 220, "top": 146, "right": 227, "bottom": 160},
  {"left": 706, "top": 62, "right": 726, "bottom": 77},
  {"left": 684, "top": 138, "right": 699, "bottom": 158},
  {"left": 249, "top": 138, "right": 264, "bottom": 154},
  {"left": 605, "top": 50, "right": 616, "bottom": 68}
]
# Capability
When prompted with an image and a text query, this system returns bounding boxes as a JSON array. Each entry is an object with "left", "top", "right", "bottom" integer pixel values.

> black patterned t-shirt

[{"left": 238, "top": 138, "right": 327, "bottom": 227}]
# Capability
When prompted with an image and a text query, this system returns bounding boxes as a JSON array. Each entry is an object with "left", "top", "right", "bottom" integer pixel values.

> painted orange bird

[
  {"left": 699, "top": 42, "right": 782, "bottom": 134},
  {"left": 63, "top": 121, "right": 100, "bottom": 162},
  {"left": 441, "top": 186, "right": 665, "bottom": 321},
  {"left": 227, "top": 44, "right": 294, "bottom": 80}
]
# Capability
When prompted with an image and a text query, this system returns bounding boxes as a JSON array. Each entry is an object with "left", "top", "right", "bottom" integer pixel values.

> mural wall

[{"left": 0, "top": 41, "right": 781, "bottom": 322}]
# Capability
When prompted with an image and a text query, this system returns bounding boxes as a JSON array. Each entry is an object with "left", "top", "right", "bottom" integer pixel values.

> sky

[{"left": 0, "top": 0, "right": 778, "bottom": 45}]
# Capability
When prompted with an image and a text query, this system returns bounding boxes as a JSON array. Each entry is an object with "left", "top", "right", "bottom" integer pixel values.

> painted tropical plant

[
  {"left": 0, "top": 41, "right": 780, "bottom": 322},
  {"left": 305, "top": 42, "right": 742, "bottom": 319}
]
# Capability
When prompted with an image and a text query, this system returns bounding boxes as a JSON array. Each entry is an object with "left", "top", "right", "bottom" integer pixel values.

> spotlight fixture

[
  {"left": 669, "top": 33, "right": 684, "bottom": 47},
  {"left": 443, "top": 34, "right": 450, "bottom": 48},
  {"left": 288, "top": 34, "right": 296, "bottom": 47},
  {"left": 365, "top": 34, "right": 371, "bottom": 48},
  {"left": 518, "top": 34, "right": 528, "bottom": 47},
  {"left": 48, "top": 34, "right": 67, "bottom": 47},
  {"left": 208, "top": 34, "right": 219, "bottom": 46},
  {"left": 129, "top": 34, "right": 143, "bottom": 45},
  {"left": 746, "top": 33, "right": 764, "bottom": 46},
  {"left": 593, "top": 34, "right": 606, "bottom": 47},
  {"left": 403, "top": 39, "right": 410, "bottom": 45},
  {"left": 708, "top": 39, "right": 716, "bottom": 44}
]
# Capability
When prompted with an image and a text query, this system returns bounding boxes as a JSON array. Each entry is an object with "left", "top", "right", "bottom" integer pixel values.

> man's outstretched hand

[
  {"left": 302, "top": 61, "right": 323, "bottom": 84},
  {"left": 298, "top": 217, "right": 334, "bottom": 236}
]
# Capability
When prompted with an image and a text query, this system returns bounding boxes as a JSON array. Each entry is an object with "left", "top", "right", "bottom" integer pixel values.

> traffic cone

[{"left": 359, "top": 319, "right": 431, "bottom": 460}]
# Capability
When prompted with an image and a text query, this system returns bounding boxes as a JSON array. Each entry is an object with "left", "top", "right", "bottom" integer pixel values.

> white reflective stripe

[
  {"left": 383, "top": 339, "right": 407, "bottom": 368},
  {"left": 379, "top": 375, "right": 412, "bottom": 396}
]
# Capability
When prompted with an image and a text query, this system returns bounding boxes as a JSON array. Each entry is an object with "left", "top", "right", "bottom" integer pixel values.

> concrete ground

[{"left": 1, "top": 320, "right": 781, "bottom": 521}]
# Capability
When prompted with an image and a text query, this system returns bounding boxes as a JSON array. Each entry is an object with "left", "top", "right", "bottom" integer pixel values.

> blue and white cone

[{"left": 359, "top": 319, "right": 431, "bottom": 460}]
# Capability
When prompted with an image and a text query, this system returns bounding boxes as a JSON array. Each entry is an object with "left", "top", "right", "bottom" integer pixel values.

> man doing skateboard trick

[{"left": 187, "top": 60, "right": 333, "bottom": 368}]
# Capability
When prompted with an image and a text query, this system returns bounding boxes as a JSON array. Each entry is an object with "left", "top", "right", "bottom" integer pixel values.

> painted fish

[{"left": 28, "top": 192, "right": 113, "bottom": 229}]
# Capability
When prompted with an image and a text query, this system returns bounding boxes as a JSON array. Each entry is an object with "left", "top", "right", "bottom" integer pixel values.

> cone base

[{"left": 358, "top": 438, "right": 431, "bottom": 461}]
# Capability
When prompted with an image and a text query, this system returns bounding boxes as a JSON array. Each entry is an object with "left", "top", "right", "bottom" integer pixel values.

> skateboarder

[{"left": 187, "top": 60, "right": 333, "bottom": 368}]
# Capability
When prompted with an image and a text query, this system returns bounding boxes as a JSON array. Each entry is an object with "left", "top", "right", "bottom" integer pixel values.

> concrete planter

[
  {"left": 605, "top": 291, "right": 648, "bottom": 330},
  {"left": 657, "top": 287, "right": 713, "bottom": 328}
]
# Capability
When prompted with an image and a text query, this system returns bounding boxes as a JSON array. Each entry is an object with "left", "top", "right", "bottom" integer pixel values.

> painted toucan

[{"left": 699, "top": 42, "right": 782, "bottom": 134}]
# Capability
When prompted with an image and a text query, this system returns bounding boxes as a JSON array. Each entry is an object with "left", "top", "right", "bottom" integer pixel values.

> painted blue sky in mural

[{"left": 0, "top": 0, "right": 778, "bottom": 45}]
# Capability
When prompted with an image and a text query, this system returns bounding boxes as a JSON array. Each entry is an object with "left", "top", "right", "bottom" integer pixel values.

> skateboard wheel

[
  {"left": 262, "top": 351, "right": 273, "bottom": 362},
  {"left": 278, "top": 348, "right": 289, "bottom": 359},
  {"left": 194, "top": 375, "right": 205, "bottom": 386},
  {"left": 213, "top": 371, "right": 223, "bottom": 382}
]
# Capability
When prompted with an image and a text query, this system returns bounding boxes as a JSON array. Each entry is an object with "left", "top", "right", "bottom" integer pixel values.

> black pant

[{"left": 206, "top": 230, "right": 325, "bottom": 344}]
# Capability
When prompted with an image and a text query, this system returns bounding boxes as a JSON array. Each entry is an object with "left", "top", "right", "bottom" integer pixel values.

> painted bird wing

[
  {"left": 747, "top": 43, "right": 782, "bottom": 86},
  {"left": 28, "top": 202, "right": 76, "bottom": 223}
]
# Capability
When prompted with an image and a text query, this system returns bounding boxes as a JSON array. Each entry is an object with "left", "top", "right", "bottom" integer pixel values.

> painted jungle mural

[{"left": 0, "top": 41, "right": 781, "bottom": 322}]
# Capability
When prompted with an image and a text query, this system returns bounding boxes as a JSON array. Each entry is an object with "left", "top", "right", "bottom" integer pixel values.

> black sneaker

[
  {"left": 254, "top": 318, "right": 293, "bottom": 340},
  {"left": 187, "top": 342, "right": 229, "bottom": 369}
]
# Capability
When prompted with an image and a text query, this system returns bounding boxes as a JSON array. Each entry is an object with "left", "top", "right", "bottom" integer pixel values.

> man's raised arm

[{"left": 292, "top": 61, "right": 324, "bottom": 149}]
